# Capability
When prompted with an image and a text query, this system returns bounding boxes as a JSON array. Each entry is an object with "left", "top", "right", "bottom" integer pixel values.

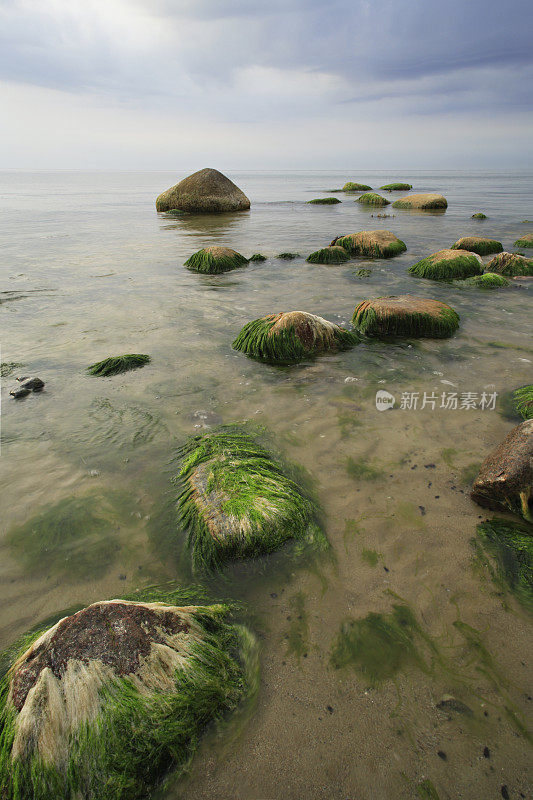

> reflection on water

[{"left": 1, "top": 170, "right": 532, "bottom": 800}]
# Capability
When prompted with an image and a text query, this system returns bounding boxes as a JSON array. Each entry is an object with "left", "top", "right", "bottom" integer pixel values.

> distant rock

[
  {"left": 184, "top": 246, "right": 248, "bottom": 274},
  {"left": 307, "top": 197, "right": 341, "bottom": 204},
  {"left": 380, "top": 183, "right": 412, "bottom": 191},
  {"left": 355, "top": 193, "right": 390, "bottom": 207},
  {"left": 341, "top": 182, "right": 372, "bottom": 192},
  {"left": 392, "top": 193, "right": 447, "bottom": 210},
  {"left": 155, "top": 168, "right": 250, "bottom": 213},
  {"left": 471, "top": 212, "right": 487, "bottom": 219}
]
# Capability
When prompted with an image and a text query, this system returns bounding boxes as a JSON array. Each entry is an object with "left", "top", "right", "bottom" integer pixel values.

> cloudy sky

[{"left": 1, "top": 0, "right": 531, "bottom": 169}]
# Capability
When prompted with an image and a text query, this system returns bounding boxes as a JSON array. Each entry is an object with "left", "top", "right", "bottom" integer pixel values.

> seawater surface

[{"left": 0, "top": 171, "right": 532, "bottom": 800}]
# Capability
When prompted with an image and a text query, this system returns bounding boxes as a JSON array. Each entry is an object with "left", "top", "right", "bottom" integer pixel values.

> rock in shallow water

[
  {"left": 392, "top": 193, "right": 447, "bottom": 210},
  {"left": 352, "top": 296, "right": 459, "bottom": 338},
  {"left": 155, "top": 168, "right": 250, "bottom": 213}
]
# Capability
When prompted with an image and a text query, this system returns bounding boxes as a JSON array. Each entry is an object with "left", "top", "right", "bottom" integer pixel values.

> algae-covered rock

[
  {"left": 392, "top": 193, "right": 447, "bottom": 210},
  {"left": 184, "top": 246, "right": 248, "bottom": 274},
  {"left": 177, "top": 428, "right": 325, "bottom": 571},
  {"left": 88, "top": 354, "right": 151, "bottom": 377},
  {"left": 352, "top": 296, "right": 459, "bottom": 339},
  {"left": 232, "top": 311, "right": 359, "bottom": 365},
  {"left": 0, "top": 590, "right": 257, "bottom": 800},
  {"left": 514, "top": 233, "right": 533, "bottom": 248},
  {"left": 307, "top": 197, "right": 341, "bottom": 205},
  {"left": 487, "top": 252, "right": 533, "bottom": 276},
  {"left": 342, "top": 182, "right": 372, "bottom": 192},
  {"left": 451, "top": 236, "right": 503, "bottom": 256},
  {"left": 471, "top": 212, "right": 487, "bottom": 219},
  {"left": 333, "top": 230, "right": 406, "bottom": 259},
  {"left": 249, "top": 253, "right": 267, "bottom": 262},
  {"left": 380, "top": 183, "right": 412, "bottom": 191},
  {"left": 475, "top": 517, "right": 533, "bottom": 609},
  {"left": 276, "top": 252, "right": 300, "bottom": 260},
  {"left": 355, "top": 193, "right": 390, "bottom": 207},
  {"left": 408, "top": 249, "right": 482, "bottom": 281},
  {"left": 306, "top": 246, "right": 349, "bottom": 265},
  {"left": 156, "top": 168, "right": 250, "bottom": 213},
  {"left": 471, "top": 419, "right": 533, "bottom": 522},
  {"left": 462, "top": 272, "right": 510, "bottom": 288},
  {"left": 500, "top": 385, "right": 533, "bottom": 422}
]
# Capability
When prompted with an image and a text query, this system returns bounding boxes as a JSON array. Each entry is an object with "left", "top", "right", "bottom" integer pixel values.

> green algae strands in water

[
  {"left": 451, "top": 236, "right": 503, "bottom": 256},
  {"left": 177, "top": 428, "right": 325, "bottom": 572},
  {"left": 392, "top": 193, "right": 447, "bottom": 210},
  {"left": 475, "top": 518, "right": 533, "bottom": 610},
  {"left": 185, "top": 246, "right": 248, "bottom": 274},
  {"left": 232, "top": 311, "right": 359, "bottom": 365},
  {"left": 379, "top": 183, "right": 412, "bottom": 191},
  {"left": 463, "top": 272, "right": 510, "bottom": 288},
  {"left": 334, "top": 230, "right": 406, "bottom": 258},
  {"left": 307, "top": 197, "right": 341, "bottom": 205},
  {"left": 87, "top": 354, "right": 151, "bottom": 376},
  {"left": 306, "top": 246, "right": 349, "bottom": 264},
  {"left": 355, "top": 193, "right": 390, "bottom": 207},
  {"left": 0, "top": 589, "right": 258, "bottom": 800},
  {"left": 513, "top": 385, "right": 533, "bottom": 420},
  {"left": 408, "top": 249, "right": 483, "bottom": 281},
  {"left": 352, "top": 296, "right": 459, "bottom": 339}
]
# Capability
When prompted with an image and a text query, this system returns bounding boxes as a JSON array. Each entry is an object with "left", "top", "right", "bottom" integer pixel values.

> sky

[{"left": 1, "top": 0, "right": 532, "bottom": 170}]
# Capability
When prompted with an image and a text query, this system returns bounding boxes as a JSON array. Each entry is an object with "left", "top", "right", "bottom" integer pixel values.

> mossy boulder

[
  {"left": 307, "top": 197, "right": 341, "bottom": 205},
  {"left": 355, "top": 193, "right": 390, "bottom": 207},
  {"left": 471, "top": 212, "right": 487, "bottom": 219},
  {"left": 471, "top": 419, "right": 533, "bottom": 522},
  {"left": 333, "top": 230, "right": 406, "bottom": 258},
  {"left": 0, "top": 591, "right": 257, "bottom": 800},
  {"left": 451, "top": 236, "right": 503, "bottom": 256},
  {"left": 276, "top": 252, "right": 299, "bottom": 260},
  {"left": 184, "top": 246, "right": 248, "bottom": 274},
  {"left": 486, "top": 252, "right": 533, "bottom": 277},
  {"left": 462, "top": 272, "right": 510, "bottom": 288},
  {"left": 380, "top": 183, "right": 412, "bottom": 191},
  {"left": 392, "top": 193, "right": 447, "bottom": 210},
  {"left": 249, "top": 253, "right": 267, "bottom": 262},
  {"left": 306, "top": 246, "right": 349, "bottom": 264},
  {"left": 87, "top": 354, "right": 150, "bottom": 377},
  {"left": 155, "top": 168, "right": 250, "bottom": 213},
  {"left": 177, "top": 429, "right": 325, "bottom": 571},
  {"left": 408, "top": 249, "right": 483, "bottom": 281},
  {"left": 514, "top": 233, "right": 533, "bottom": 248},
  {"left": 342, "top": 182, "right": 372, "bottom": 192},
  {"left": 352, "top": 296, "right": 459, "bottom": 339},
  {"left": 232, "top": 311, "right": 359, "bottom": 365}
]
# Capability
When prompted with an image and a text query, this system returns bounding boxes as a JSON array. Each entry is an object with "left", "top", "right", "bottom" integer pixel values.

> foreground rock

[
  {"left": 408, "top": 249, "right": 482, "bottom": 280},
  {"left": 307, "top": 245, "right": 349, "bottom": 264},
  {"left": 356, "top": 193, "right": 390, "bottom": 206},
  {"left": 232, "top": 311, "right": 359, "bottom": 365},
  {"left": 487, "top": 252, "right": 533, "bottom": 276},
  {"left": 332, "top": 230, "right": 406, "bottom": 258},
  {"left": 185, "top": 246, "right": 248, "bottom": 274},
  {"left": 352, "top": 296, "right": 459, "bottom": 338},
  {"left": 471, "top": 419, "right": 533, "bottom": 522},
  {"left": 451, "top": 236, "right": 503, "bottom": 256},
  {"left": 514, "top": 232, "right": 533, "bottom": 248},
  {"left": 0, "top": 593, "right": 257, "bottom": 800},
  {"left": 178, "top": 428, "right": 325, "bottom": 571},
  {"left": 392, "top": 193, "right": 447, "bottom": 210},
  {"left": 155, "top": 168, "right": 250, "bottom": 213}
]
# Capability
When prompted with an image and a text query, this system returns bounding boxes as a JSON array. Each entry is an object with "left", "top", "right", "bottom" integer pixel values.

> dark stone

[
  {"left": 21, "top": 377, "right": 45, "bottom": 392},
  {"left": 10, "top": 387, "right": 30, "bottom": 399},
  {"left": 436, "top": 695, "right": 473, "bottom": 716}
]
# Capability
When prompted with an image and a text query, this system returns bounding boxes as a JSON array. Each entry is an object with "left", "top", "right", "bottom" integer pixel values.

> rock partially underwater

[
  {"left": 0, "top": 592, "right": 257, "bottom": 800},
  {"left": 341, "top": 182, "right": 372, "bottom": 192},
  {"left": 332, "top": 230, "right": 406, "bottom": 258},
  {"left": 380, "top": 183, "right": 412, "bottom": 191},
  {"left": 408, "top": 249, "right": 483, "bottom": 281},
  {"left": 155, "top": 168, "right": 250, "bottom": 213},
  {"left": 306, "top": 246, "right": 350, "bottom": 264},
  {"left": 471, "top": 212, "right": 487, "bottom": 219},
  {"left": 514, "top": 233, "right": 533, "bottom": 248},
  {"left": 352, "top": 296, "right": 460, "bottom": 338},
  {"left": 487, "top": 252, "right": 533, "bottom": 277},
  {"left": 471, "top": 419, "right": 533, "bottom": 522},
  {"left": 451, "top": 236, "right": 503, "bottom": 256},
  {"left": 232, "top": 311, "right": 359, "bottom": 365},
  {"left": 87, "top": 354, "right": 151, "bottom": 377},
  {"left": 177, "top": 429, "right": 325, "bottom": 572},
  {"left": 184, "top": 246, "right": 248, "bottom": 274},
  {"left": 392, "top": 193, "right": 447, "bottom": 210},
  {"left": 355, "top": 193, "right": 390, "bottom": 207},
  {"left": 307, "top": 197, "right": 341, "bottom": 205},
  {"left": 462, "top": 272, "right": 509, "bottom": 288}
]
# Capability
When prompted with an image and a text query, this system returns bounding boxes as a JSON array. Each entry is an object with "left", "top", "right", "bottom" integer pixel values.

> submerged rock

[
  {"left": 276, "top": 252, "right": 300, "bottom": 259},
  {"left": 408, "top": 248, "right": 483, "bottom": 281},
  {"left": 380, "top": 182, "right": 412, "bottom": 191},
  {"left": 392, "top": 193, "right": 447, "bottom": 210},
  {"left": 249, "top": 253, "right": 267, "bottom": 261},
  {"left": 352, "top": 296, "right": 459, "bottom": 338},
  {"left": 355, "top": 193, "right": 390, "bottom": 206},
  {"left": 155, "top": 168, "right": 250, "bottom": 213},
  {"left": 306, "top": 245, "right": 349, "bottom": 264},
  {"left": 488, "top": 252, "right": 533, "bottom": 276},
  {"left": 185, "top": 246, "right": 248, "bottom": 274},
  {"left": 9, "top": 387, "right": 30, "bottom": 399},
  {"left": 514, "top": 232, "right": 533, "bottom": 248},
  {"left": 0, "top": 592, "right": 257, "bottom": 800},
  {"left": 178, "top": 428, "right": 325, "bottom": 571},
  {"left": 307, "top": 197, "right": 341, "bottom": 205},
  {"left": 463, "top": 272, "right": 510, "bottom": 288},
  {"left": 87, "top": 354, "right": 151, "bottom": 377},
  {"left": 232, "top": 310, "right": 359, "bottom": 365},
  {"left": 333, "top": 230, "right": 406, "bottom": 259},
  {"left": 471, "top": 419, "right": 533, "bottom": 522},
  {"left": 471, "top": 212, "right": 487, "bottom": 219},
  {"left": 451, "top": 236, "right": 503, "bottom": 255},
  {"left": 341, "top": 182, "right": 372, "bottom": 192}
]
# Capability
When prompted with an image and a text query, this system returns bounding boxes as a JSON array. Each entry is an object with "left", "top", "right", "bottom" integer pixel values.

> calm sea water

[{"left": 0, "top": 171, "right": 532, "bottom": 799}]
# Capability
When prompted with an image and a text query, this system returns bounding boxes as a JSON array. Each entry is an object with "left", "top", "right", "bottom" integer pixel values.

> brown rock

[{"left": 156, "top": 168, "right": 250, "bottom": 213}]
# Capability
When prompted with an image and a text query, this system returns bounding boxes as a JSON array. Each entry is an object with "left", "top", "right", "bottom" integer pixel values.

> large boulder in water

[
  {"left": 333, "top": 230, "right": 406, "bottom": 258},
  {"left": 156, "top": 168, "right": 250, "bottom": 213},
  {"left": 352, "top": 296, "right": 459, "bottom": 338},
  {"left": 408, "top": 248, "right": 483, "bottom": 281},
  {"left": 451, "top": 236, "right": 503, "bottom": 256},
  {"left": 0, "top": 592, "right": 256, "bottom": 800},
  {"left": 487, "top": 252, "right": 533, "bottom": 277},
  {"left": 392, "top": 193, "right": 447, "bottom": 210},
  {"left": 471, "top": 419, "right": 533, "bottom": 522}
]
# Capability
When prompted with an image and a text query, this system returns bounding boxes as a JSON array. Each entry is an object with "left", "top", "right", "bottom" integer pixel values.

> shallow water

[{"left": 1, "top": 170, "right": 532, "bottom": 799}]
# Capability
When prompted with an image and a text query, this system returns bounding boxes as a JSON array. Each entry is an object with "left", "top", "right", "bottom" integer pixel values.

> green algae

[
  {"left": 463, "top": 272, "right": 510, "bottom": 288},
  {"left": 488, "top": 253, "right": 533, "bottom": 276},
  {"left": 176, "top": 428, "right": 326, "bottom": 573},
  {"left": 471, "top": 212, "right": 487, "bottom": 219},
  {"left": 342, "top": 182, "right": 372, "bottom": 192},
  {"left": 87, "top": 354, "right": 151, "bottom": 377},
  {"left": 249, "top": 253, "right": 267, "bottom": 261},
  {"left": 184, "top": 248, "right": 248, "bottom": 274},
  {"left": 408, "top": 253, "right": 483, "bottom": 281},
  {"left": 6, "top": 494, "right": 120, "bottom": 581},
  {"left": 285, "top": 592, "right": 310, "bottom": 662},
  {"left": 514, "top": 234, "right": 533, "bottom": 248},
  {"left": 0, "top": 362, "right": 24, "bottom": 378},
  {"left": 361, "top": 548, "right": 381, "bottom": 567},
  {"left": 380, "top": 183, "right": 412, "bottom": 191},
  {"left": 474, "top": 517, "right": 533, "bottom": 609},
  {"left": 441, "top": 448, "right": 457, "bottom": 468},
  {"left": 417, "top": 779, "right": 440, "bottom": 800},
  {"left": 500, "top": 385, "right": 533, "bottom": 421},
  {"left": 352, "top": 301, "right": 459, "bottom": 339},
  {"left": 346, "top": 456, "right": 384, "bottom": 481},
  {"left": 451, "top": 238, "right": 503, "bottom": 256},
  {"left": 355, "top": 268, "right": 372, "bottom": 277},
  {"left": 276, "top": 252, "right": 300, "bottom": 259},
  {"left": 306, "top": 246, "right": 349, "bottom": 265},
  {"left": 461, "top": 463, "right": 481, "bottom": 486},
  {"left": 336, "top": 233, "right": 406, "bottom": 259},
  {"left": 307, "top": 197, "right": 341, "bottom": 205},
  {"left": 356, "top": 193, "right": 390, "bottom": 207}
]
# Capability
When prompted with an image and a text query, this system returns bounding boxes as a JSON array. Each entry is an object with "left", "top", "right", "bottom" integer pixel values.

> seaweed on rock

[
  {"left": 352, "top": 296, "right": 459, "bottom": 339},
  {"left": 471, "top": 212, "right": 487, "bottom": 219},
  {"left": 306, "top": 246, "right": 349, "bottom": 265},
  {"left": 307, "top": 197, "right": 341, "bottom": 205},
  {"left": 514, "top": 233, "right": 533, "bottom": 248},
  {"left": 451, "top": 237, "right": 503, "bottom": 256},
  {"left": 184, "top": 246, "right": 248, "bottom": 274},
  {"left": 355, "top": 193, "right": 390, "bottom": 207},
  {"left": 88, "top": 354, "right": 151, "bottom": 377},
  {"left": 276, "top": 252, "right": 300, "bottom": 260},
  {"left": 249, "top": 253, "right": 267, "bottom": 261},
  {"left": 408, "top": 249, "right": 483, "bottom": 281},
  {"left": 334, "top": 230, "right": 406, "bottom": 259},
  {"left": 487, "top": 252, "right": 533, "bottom": 276},
  {"left": 176, "top": 428, "right": 326, "bottom": 572},
  {"left": 380, "top": 183, "right": 412, "bottom": 191},
  {"left": 341, "top": 182, "right": 372, "bottom": 192},
  {"left": 512, "top": 385, "right": 533, "bottom": 420},
  {"left": 463, "top": 272, "right": 510, "bottom": 288},
  {"left": 232, "top": 311, "right": 359, "bottom": 365}
]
